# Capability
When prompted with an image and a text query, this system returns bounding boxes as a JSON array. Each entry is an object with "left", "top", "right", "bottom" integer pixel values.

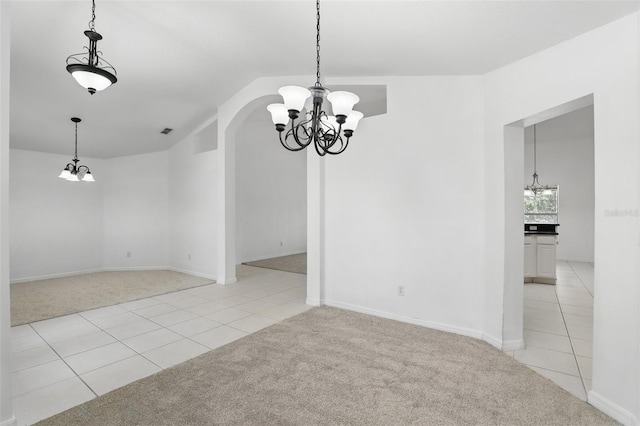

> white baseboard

[
  {"left": 11, "top": 266, "right": 217, "bottom": 284},
  {"left": 589, "top": 390, "right": 639, "bottom": 426},
  {"left": 168, "top": 267, "right": 216, "bottom": 282},
  {"left": 482, "top": 333, "right": 504, "bottom": 350},
  {"left": 501, "top": 339, "right": 525, "bottom": 351},
  {"left": 104, "top": 266, "right": 167, "bottom": 272},
  {"left": 239, "top": 250, "right": 306, "bottom": 264},
  {"left": 321, "top": 300, "right": 522, "bottom": 352},
  {"left": 0, "top": 416, "right": 16, "bottom": 426},
  {"left": 216, "top": 277, "right": 237, "bottom": 285},
  {"left": 10, "top": 268, "right": 104, "bottom": 284},
  {"left": 323, "top": 299, "right": 485, "bottom": 341}
]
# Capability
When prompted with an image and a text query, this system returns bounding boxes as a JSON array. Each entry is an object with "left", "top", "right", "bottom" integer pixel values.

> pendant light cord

[{"left": 315, "top": 0, "right": 321, "bottom": 87}]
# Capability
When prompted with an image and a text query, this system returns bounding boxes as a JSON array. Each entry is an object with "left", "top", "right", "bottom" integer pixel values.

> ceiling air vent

[{"left": 160, "top": 128, "right": 173, "bottom": 135}]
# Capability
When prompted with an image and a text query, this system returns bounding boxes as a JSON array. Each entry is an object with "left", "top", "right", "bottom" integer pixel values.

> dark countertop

[{"left": 524, "top": 223, "right": 559, "bottom": 235}]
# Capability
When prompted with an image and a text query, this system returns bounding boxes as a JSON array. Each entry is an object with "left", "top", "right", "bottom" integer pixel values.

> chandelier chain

[
  {"left": 315, "top": 0, "right": 321, "bottom": 86},
  {"left": 533, "top": 124, "right": 537, "bottom": 174},
  {"left": 89, "top": 0, "right": 96, "bottom": 31}
]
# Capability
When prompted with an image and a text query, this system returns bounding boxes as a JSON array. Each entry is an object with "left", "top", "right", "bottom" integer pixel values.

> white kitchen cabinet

[
  {"left": 524, "top": 236, "right": 535, "bottom": 279},
  {"left": 524, "top": 234, "right": 557, "bottom": 284}
]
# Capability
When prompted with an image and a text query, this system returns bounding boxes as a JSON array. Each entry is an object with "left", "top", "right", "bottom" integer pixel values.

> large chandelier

[
  {"left": 66, "top": 0, "right": 117, "bottom": 95},
  {"left": 58, "top": 118, "right": 95, "bottom": 182},
  {"left": 267, "top": 0, "right": 364, "bottom": 156},
  {"left": 524, "top": 124, "right": 554, "bottom": 196}
]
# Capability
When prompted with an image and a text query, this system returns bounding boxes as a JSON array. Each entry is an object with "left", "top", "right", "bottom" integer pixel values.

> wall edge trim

[
  {"left": 0, "top": 416, "right": 16, "bottom": 426},
  {"left": 167, "top": 267, "right": 217, "bottom": 282},
  {"left": 323, "top": 299, "right": 486, "bottom": 342},
  {"left": 588, "top": 390, "right": 639, "bottom": 426}
]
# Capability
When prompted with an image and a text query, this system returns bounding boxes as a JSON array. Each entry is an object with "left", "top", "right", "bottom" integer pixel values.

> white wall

[
  {"left": 168, "top": 136, "right": 218, "bottom": 279},
  {"left": 10, "top": 149, "right": 193, "bottom": 281},
  {"left": 235, "top": 105, "right": 306, "bottom": 263},
  {"left": 10, "top": 149, "right": 104, "bottom": 281},
  {"left": 10, "top": 143, "right": 219, "bottom": 281},
  {"left": 102, "top": 151, "right": 169, "bottom": 269},
  {"left": 323, "top": 76, "right": 487, "bottom": 337},
  {"left": 523, "top": 106, "right": 595, "bottom": 263},
  {"left": 484, "top": 13, "right": 639, "bottom": 424}
]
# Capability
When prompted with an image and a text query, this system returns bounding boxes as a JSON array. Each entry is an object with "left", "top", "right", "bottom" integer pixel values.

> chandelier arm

[
  {"left": 288, "top": 119, "right": 312, "bottom": 149},
  {"left": 66, "top": 51, "right": 118, "bottom": 76},
  {"left": 280, "top": 131, "right": 307, "bottom": 152},
  {"left": 315, "top": 145, "right": 327, "bottom": 156},
  {"left": 326, "top": 137, "right": 349, "bottom": 155},
  {"left": 327, "top": 135, "right": 346, "bottom": 154},
  {"left": 95, "top": 55, "right": 117, "bottom": 74},
  {"left": 317, "top": 118, "right": 342, "bottom": 152}
]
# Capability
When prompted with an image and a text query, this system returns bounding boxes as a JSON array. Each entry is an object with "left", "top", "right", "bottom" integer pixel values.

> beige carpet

[
  {"left": 38, "top": 306, "right": 614, "bottom": 426},
  {"left": 243, "top": 253, "right": 306, "bottom": 274},
  {"left": 11, "top": 270, "right": 214, "bottom": 326}
]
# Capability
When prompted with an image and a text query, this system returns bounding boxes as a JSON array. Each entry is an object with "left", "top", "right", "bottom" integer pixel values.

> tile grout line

[
  {"left": 79, "top": 295, "right": 282, "bottom": 372},
  {"left": 565, "top": 260, "right": 594, "bottom": 394},
  {"left": 25, "top": 323, "right": 100, "bottom": 399},
  {"left": 567, "top": 260, "right": 593, "bottom": 298},
  {"left": 554, "top": 275, "right": 589, "bottom": 399}
]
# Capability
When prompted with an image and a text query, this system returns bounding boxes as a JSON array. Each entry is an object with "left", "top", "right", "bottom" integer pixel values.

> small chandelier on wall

[
  {"left": 524, "top": 124, "right": 554, "bottom": 196},
  {"left": 66, "top": 0, "right": 117, "bottom": 95},
  {"left": 267, "top": 0, "right": 364, "bottom": 156},
  {"left": 59, "top": 117, "right": 95, "bottom": 182}
]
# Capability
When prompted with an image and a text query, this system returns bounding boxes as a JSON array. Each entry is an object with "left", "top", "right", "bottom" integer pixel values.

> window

[{"left": 524, "top": 188, "right": 559, "bottom": 224}]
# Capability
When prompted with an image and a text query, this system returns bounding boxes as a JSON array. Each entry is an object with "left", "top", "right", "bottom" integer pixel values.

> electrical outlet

[
  {"left": 397, "top": 286, "right": 404, "bottom": 296},
  {"left": 126, "top": 252, "right": 131, "bottom": 258}
]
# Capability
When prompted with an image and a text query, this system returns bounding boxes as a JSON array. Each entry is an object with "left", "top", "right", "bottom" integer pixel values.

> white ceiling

[{"left": 9, "top": 0, "right": 640, "bottom": 158}]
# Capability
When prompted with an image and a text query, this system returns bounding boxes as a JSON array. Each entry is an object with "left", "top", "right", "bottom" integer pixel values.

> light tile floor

[
  {"left": 11, "top": 265, "right": 310, "bottom": 426},
  {"left": 509, "top": 260, "right": 594, "bottom": 401}
]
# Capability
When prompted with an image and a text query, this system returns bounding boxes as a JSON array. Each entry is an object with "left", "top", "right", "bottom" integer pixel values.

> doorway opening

[
  {"left": 234, "top": 101, "right": 308, "bottom": 273},
  {"left": 504, "top": 95, "right": 595, "bottom": 401}
]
